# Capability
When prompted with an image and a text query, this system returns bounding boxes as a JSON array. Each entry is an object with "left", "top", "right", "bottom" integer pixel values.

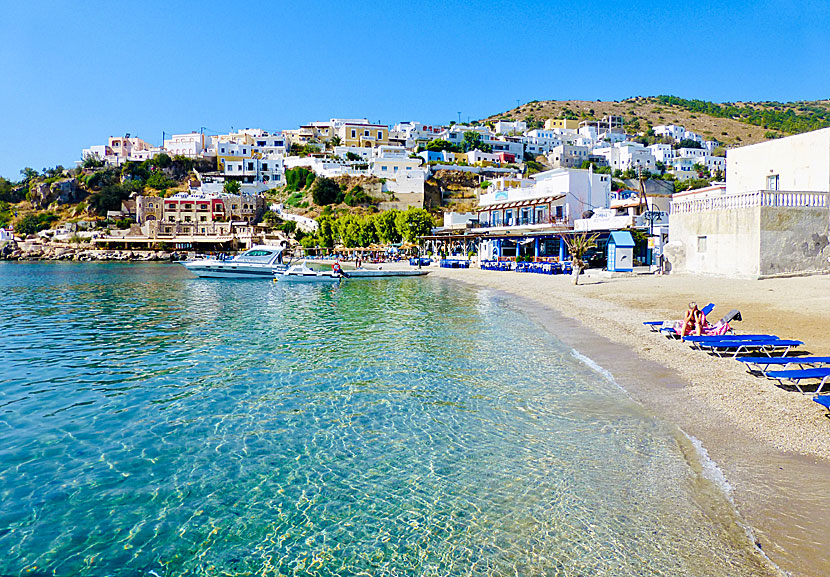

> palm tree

[{"left": 563, "top": 232, "right": 599, "bottom": 285}]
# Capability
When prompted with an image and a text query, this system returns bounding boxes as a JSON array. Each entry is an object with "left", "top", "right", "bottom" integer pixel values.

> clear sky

[{"left": 1, "top": 0, "right": 829, "bottom": 178}]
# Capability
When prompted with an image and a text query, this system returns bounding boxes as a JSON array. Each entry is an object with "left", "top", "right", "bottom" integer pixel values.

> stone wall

[{"left": 759, "top": 206, "right": 830, "bottom": 277}]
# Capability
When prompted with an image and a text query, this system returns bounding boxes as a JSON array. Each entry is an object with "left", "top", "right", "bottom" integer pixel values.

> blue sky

[{"left": 1, "top": 0, "right": 829, "bottom": 178}]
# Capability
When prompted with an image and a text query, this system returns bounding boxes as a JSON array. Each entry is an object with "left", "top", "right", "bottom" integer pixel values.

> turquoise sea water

[{"left": 0, "top": 262, "right": 775, "bottom": 576}]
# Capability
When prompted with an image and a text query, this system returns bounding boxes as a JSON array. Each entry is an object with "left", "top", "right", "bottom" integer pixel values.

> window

[
  {"left": 697, "top": 236, "right": 707, "bottom": 253},
  {"left": 184, "top": 204, "right": 191, "bottom": 210},
  {"left": 184, "top": 216, "right": 191, "bottom": 222},
  {"left": 200, "top": 216, "right": 207, "bottom": 222},
  {"left": 382, "top": 166, "right": 387, "bottom": 171},
  {"left": 351, "top": 130, "right": 356, "bottom": 138},
  {"left": 168, "top": 216, "right": 175, "bottom": 222},
  {"left": 165, "top": 227, "right": 172, "bottom": 233},
  {"left": 262, "top": 163, "right": 268, "bottom": 171},
  {"left": 247, "top": 162, "right": 254, "bottom": 171},
  {"left": 377, "top": 131, "right": 382, "bottom": 139},
  {"left": 767, "top": 175, "right": 779, "bottom": 191}
]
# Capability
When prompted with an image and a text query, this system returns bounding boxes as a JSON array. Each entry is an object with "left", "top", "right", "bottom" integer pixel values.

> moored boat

[
  {"left": 180, "top": 245, "right": 287, "bottom": 279},
  {"left": 275, "top": 262, "right": 343, "bottom": 283}
]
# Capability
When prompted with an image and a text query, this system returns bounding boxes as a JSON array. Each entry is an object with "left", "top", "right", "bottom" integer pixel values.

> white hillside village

[{"left": 4, "top": 112, "right": 826, "bottom": 278}]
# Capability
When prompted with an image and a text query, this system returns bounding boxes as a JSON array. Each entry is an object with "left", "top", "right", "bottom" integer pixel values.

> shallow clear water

[{"left": 0, "top": 262, "right": 775, "bottom": 576}]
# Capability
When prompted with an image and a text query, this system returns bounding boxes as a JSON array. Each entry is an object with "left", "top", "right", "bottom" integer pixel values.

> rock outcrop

[{"left": 28, "top": 178, "right": 86, "bottom": 209}]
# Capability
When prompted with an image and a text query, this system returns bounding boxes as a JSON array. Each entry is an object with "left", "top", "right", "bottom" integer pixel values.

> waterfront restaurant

[{"left": 473, "top": 167, "right": 612, "bottom": 262}]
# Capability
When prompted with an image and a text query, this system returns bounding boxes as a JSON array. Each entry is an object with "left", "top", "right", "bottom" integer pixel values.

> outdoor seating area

[
  {"left": 480, "top": 260, "right": 573, "bottom": 274},
  {"left": 644, "top": 305, "right": 830, "bottom": 409},
  {"left": 408, "top": 257, "right": 432, "bottom": 267},
  {"left": 440, "top": 258, "right": 471, "bottom": 269}
]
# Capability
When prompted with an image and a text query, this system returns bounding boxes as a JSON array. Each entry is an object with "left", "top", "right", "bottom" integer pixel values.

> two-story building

[
  {"left": 472, "top": 168, "right": 611, "bottom": 261},
  {"left": 667, "top": 127, "right": 830, "bottom": 278}
]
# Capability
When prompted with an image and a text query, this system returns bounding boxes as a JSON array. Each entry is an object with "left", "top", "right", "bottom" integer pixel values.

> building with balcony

[
  {"left": 667, "top": 128, "right": 830, "bottom": 278},
  {"left": 472, "top": 168, "right": 611, "bottom": 261}
]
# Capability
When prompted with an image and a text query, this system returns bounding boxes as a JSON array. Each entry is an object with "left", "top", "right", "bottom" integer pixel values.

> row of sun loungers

[{"left": 644, "top": 305, "right": 830, "bottom": 410}]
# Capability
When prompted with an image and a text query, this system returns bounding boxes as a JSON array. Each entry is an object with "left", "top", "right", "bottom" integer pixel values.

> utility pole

[
  {"left": 457, "top": 112, "right": 461, "bottom": 124},
  {"left": 516, "top": 99, "right": 520, "bottom": 109}
]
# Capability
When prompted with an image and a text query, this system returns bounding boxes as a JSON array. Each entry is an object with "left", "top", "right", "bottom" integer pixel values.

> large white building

[
  {"left": 593, "top": 142, "right": 657, "bottom": 172},
  {"left": 668, "top": 128, "right": 830, "bottom": 278}
]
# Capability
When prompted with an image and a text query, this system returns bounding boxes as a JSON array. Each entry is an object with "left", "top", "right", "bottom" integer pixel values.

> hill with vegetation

[{"left": 482, "top": 96, "right": 830, "bottom": 146}]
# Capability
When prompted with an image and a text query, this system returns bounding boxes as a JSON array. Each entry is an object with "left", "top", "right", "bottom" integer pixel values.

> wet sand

[{"left": 428, "top": 267, "right": 830, "bottom": 577}]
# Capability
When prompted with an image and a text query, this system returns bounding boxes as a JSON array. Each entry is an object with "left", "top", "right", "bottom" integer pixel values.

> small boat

[
  {"left": 180, "top": 245, "right": 287, "bottom": 279},
  {"left": 275, "top": 262, "right": 343, "bottom": 283}
]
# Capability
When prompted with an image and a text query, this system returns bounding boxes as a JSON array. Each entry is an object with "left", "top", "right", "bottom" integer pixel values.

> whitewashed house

[{"left": 668, "top": 128, "right": 830, "bottom": 278}]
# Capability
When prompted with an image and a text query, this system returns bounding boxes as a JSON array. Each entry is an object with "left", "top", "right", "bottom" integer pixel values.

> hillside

[{"left": 482, "top": 96, "right": 830, "bottom": 146}]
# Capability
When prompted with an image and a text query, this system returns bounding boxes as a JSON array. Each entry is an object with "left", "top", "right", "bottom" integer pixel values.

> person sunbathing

[{"left": 681, "top": 301, "right": 706, "bottom": 340}]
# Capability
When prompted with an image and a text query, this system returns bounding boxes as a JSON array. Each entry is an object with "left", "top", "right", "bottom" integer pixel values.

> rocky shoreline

[{"left": 0, "top": 239, "right": 180, "bottom": 262}]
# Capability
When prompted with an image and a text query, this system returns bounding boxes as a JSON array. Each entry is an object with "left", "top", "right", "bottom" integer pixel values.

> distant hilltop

[{"left": 481, "top": 95, "right": 830, "bottom": 146}]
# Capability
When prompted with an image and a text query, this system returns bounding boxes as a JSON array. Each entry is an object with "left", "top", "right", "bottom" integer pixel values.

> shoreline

[{"left": 429, "top": 267, "right": 830, "bottom": 577}]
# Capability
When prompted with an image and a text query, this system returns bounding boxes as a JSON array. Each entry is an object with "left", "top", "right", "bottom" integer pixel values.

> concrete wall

[
  {"left": 759, "top": 206, "right": 830, "bottom": 277},
  {"left": 669, "top": 206, "right": 762, "bottom": 278},
  {"left": 727, "top": 128, "right": 830, "bottom": 194},
  {"left": 669, "top": 204, "right": 830, "bottom": 278}
]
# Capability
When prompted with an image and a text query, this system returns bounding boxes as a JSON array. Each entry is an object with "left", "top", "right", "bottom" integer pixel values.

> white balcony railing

[{"left": 671, "top": 190, "right": 829, "bottom": 214}]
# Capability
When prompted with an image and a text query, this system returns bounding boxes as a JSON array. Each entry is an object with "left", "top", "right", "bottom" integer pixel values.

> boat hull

[
  {"left": 277, "top": 273, "right": 341, "bottom": 283},
  {"left": 180, "top": 263, "right": 285, "bottom": 279}
]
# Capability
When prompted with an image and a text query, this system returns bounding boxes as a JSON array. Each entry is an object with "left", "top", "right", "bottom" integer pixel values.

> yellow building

[
  {"left": 544, "top": 118, "right": 580, "bottom": 130},
  {"left": 338, "top": 123, "right": 389, "bottom": 148}
]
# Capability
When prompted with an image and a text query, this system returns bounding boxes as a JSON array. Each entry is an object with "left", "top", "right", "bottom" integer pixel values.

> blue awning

[{"left": 608, "top": 231, "right": 635, "bottom": 247}]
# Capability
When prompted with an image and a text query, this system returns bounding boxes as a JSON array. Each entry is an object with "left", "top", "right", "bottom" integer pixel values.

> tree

[
  {"left": 357, "top": 215, "right": 379, "bottom": 247},
  {"left": 330, "top": 136, "right": 342, "bottom": 147},
  {"left": 461, "top": 131, "right": 492, "bottom": 153},
  {"left": 374, "top": 210, "right": 401, "bottom": 244},
  {"left": 345, "top": 151, "right": 362, "bottom": 162},
  {"left": 426, "top": 139, "right": 455, "bottom": 152},
  {"left": 316, "top": 215, "right": 336, "bottom": 247},
  {"left": 20, "top": 167, "right": 38, "bottom": 184},
  {"left": 262, "top": 211, "right": 282, "bottom": 226},
  {"left": 675, "top": 139, "right": 703, "bottom": 150},
  {"left": 311, "top": 176, "right": 339, "bottom": 206},
  {"left": 563, "top": 232, "right": 599, "bottom": 285},
  {"left": 285, "top": 167, "right": 313, "bottom": 192},
  {"left": 223, "top": 180, "right": 241, "bottom": 195},
  {"left": 395, "top": 208, "right": 435, "bottom": 243},
  {"left": 82, "top": 153, "right": 104, "bottom": 169}
]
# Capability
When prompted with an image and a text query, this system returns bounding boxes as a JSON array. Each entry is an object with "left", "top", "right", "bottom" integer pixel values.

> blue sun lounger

[
  {"left": 698, "top": 339, "right": 803, "bottom": 358},
  {"left": 644, "top": 304, "right": 715, "bottom": 333},
  {"left": 765, "top": 367, "right": 830, "bottom": 395},
  {"left": 736, "top": 356, "right": 830, "bottom": 373},
  {"left": 683, "top": 334, "right": 780, "bottom": 350},
  {"left": 814, "top": 395, "right": 830, "bottom": 411}
]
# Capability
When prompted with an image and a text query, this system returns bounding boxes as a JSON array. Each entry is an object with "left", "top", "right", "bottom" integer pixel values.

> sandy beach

[{"left": 425, "top": 266, "right": 830, "bottom": 576}]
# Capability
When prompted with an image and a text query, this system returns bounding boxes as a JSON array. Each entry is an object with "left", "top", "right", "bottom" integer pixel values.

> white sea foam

[
  {"left": 683, "top": 430, "right": 733, "bottom": 499},
  {"left": 570, "top": 349, "right": 627, "bottom": 392},
  {"left": 680, "top": 431, "right": 786, "bottom": 575}
]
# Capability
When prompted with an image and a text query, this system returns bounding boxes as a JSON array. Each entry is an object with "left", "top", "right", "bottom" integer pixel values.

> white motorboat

[
  {"left": 180, "top": 245, "right": 287, "bottom": 279},
  {"left": 275, "top": 262, "right": 343, "bottom": 283}
]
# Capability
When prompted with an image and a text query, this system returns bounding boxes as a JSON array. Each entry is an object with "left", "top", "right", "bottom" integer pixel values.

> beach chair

[
  {"left": 736, "top": 356, "right": 830, "bottom": 373},
  {"left": 683, "top": 334, "right": 778, "bottom": 349},
  {"left": 765, "top": 367, "right": 830, "bottom": 395},
  {"left": 646, "top": 303, "right": 716, "bottom": 334},
  {"left": 813, "top": 395, "right": 830, "bottom": 412},
  {"left": 701, "top": 339, "right": 803, "bottom": 358}
]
